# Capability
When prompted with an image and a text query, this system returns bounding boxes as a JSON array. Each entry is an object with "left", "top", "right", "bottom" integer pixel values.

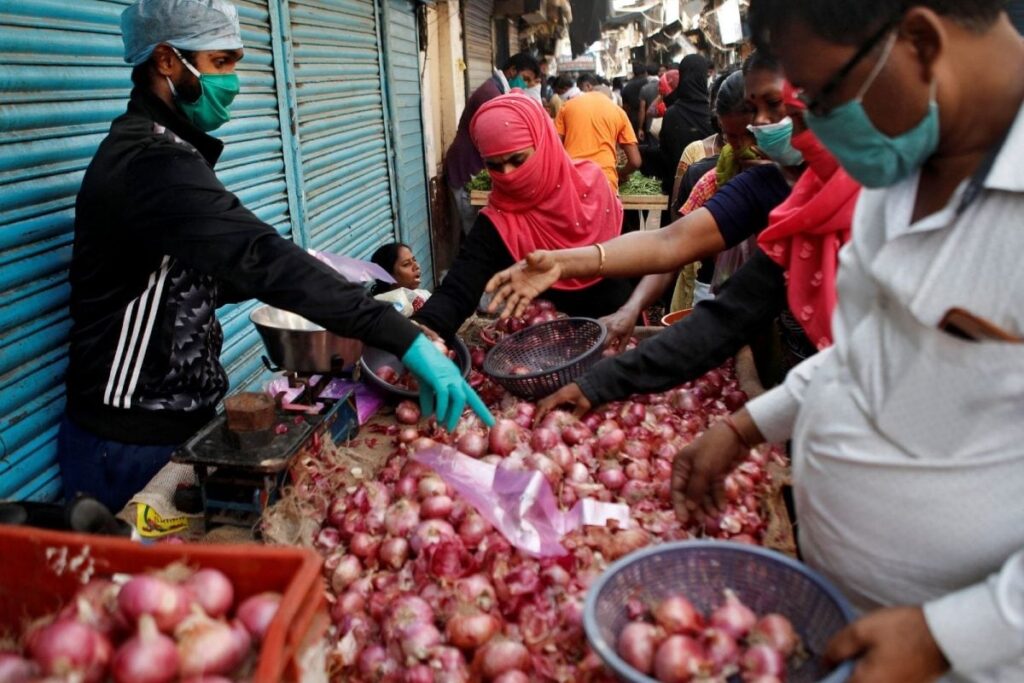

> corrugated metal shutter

[
  {"left": 215, "top": 0, "right": 297, "bottom": 394},
  {"left": 0, "top": 0, "right": 293, "bottom": 500},
  {"left": 288, "top": 0, "right": 397, "bottom": 258},
  {"left": 382, "top": 0, "right": 433, "bottom": 286},
  {"left": 463, "top": 0, "right": 494, "bottom": 93},
  {"left": 507, "top": 18, "right": 519, "bottom": 58}
]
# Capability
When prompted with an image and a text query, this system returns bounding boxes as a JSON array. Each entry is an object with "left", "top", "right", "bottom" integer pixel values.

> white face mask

[{"left": 526, "top": 84, "right": 542, "bottom": 103}]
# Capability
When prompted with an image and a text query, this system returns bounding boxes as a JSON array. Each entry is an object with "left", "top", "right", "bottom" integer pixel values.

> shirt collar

[
  {"left": 985, "top": 101, "right": 1024, "bottom": 193},
  {"left": 128, "top": 88, "right": 224, "bottom": 166}
]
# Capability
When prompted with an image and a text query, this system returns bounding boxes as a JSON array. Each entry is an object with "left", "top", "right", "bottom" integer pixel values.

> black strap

[{"left": 956, "top": 125, "right": 1013, "bottom": 217}]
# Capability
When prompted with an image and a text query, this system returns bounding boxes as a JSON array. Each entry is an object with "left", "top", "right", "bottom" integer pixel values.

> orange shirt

[{"left": 555, "top": 92, "right": 638, "bottom": 191}]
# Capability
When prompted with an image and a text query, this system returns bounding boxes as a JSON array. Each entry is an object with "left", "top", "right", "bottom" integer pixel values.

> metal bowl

[
  {"left": 360, "top": 336, "right": 471, "bottom": 399},
  {"left": 250, "top": 305, "right": 364, "bottom": 374}
]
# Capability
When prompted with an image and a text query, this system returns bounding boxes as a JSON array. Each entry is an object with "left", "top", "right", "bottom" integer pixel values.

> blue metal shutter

[
  {"left": 287, "top": 0, "right": 398, "bottom": 258},
  {"left": 0, "top": 0, "right": 294, "bottom": 500},
  {"left": 214, "top": 0, "right": 299, "bottom": 393},
  {"left": 381, "top": 0, "right": 432, "bottom": 286},
  {"left": 463, "top": 0, "right": 494, "bottom": 94}
]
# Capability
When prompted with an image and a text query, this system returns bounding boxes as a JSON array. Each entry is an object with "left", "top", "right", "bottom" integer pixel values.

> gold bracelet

[
  {"left": 723, "top": 414, "right": 753, "bottom": 450},
  {"left": 594, "top": 243, "right": 606, "bottom": 276}
]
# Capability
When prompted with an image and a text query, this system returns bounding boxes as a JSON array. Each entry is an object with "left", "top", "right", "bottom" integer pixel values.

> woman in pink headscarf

[{"left": 412, "top": 93, "right": 633, "bottom": 340}]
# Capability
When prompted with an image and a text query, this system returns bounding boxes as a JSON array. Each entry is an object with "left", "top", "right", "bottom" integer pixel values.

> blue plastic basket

[{"left": 583, "top": 541, "right": 856, "bottom": 683}]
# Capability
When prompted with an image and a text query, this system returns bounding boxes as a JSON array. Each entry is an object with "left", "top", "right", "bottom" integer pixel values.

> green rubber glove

[{"left": 401, "top": 335, "right": 495, "bottom": 431}]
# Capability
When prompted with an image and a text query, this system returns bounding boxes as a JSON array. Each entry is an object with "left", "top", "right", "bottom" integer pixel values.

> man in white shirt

[{"left": 671, "top": 2, "right": 1024, "bottom": 682}]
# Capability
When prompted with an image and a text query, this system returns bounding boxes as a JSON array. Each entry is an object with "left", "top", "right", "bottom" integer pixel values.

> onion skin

[
  {"left": 117, "top": 575, "right": 192, "bottom": 633},
  {"left": 0, "top": 653, "right": 37, "bottom": 683},
  {"left": 112, "top": 615, "right": 179, "bottom": 683},
  {"left": 26, "top": 619, "right": 112, "bottom": 683},
  {"left": 176, "top": 615, "right": 251, "bottom": 678},
  {"left": 749, "top": 613, "right": 799, "bottom": 657},
  {"left": 447, "top": 610, "right": 501, "bottom": 649},
  {"left": 616, "top": 621, "right": 660, "bottom": 674},
  {"left": 653, "top": 595, "right": 704, "bottom": 636},
  {"left": 476, "top": 639, "right": 531, "bottom": 680},
  {"left": 236, "top": 592, "right": 281, "bottom": 642},
  {"left": 653, "top": 634, "right": 708, "bottom": 683}
]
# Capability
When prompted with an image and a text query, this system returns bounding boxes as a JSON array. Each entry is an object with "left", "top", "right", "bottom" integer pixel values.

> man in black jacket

[{"left": 60, "top": 0, "right": 492, "bottom": 511}]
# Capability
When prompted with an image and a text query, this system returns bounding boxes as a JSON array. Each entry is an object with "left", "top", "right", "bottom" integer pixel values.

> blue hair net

[{"left": 121, "top": 0, "right": 243, "bottom": 66}]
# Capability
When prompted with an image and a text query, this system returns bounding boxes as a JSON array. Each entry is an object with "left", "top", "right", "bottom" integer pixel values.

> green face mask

[{"left": 169, "top": 47, "right": 240, "bottom": 132}]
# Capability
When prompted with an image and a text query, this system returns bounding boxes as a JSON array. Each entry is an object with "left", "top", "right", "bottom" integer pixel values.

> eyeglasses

[{"left": 797, "top": 16, "right": 902, "bottom": 116}]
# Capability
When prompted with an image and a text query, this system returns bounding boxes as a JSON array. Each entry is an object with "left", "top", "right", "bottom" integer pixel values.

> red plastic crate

[{"left": 0, "top": 525, "right": 327, "bottom": 682}]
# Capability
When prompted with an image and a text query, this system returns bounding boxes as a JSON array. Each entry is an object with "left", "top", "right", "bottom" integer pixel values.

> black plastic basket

[
  {"left": 584, "top": 541, "right": 855, "bottom": 683},
  {"left": 359, "top": 336, "right": 471, "bottom": 400},
  {"left": 482, "top": 317, "right": 607, "bottom": 400}
]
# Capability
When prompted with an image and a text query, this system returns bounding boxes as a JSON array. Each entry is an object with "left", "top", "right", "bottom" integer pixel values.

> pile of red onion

[
  {"left": 304, "top": 328, "right": 787, "bottom": 681},
  {"left": 617, "top": 590, "right": 803, "bottom": 682},
  {"left": 477, "top": 300, "right": 560, "bottom": 348},
  {"left": 0, "top": 566, "right": 280, "bottom": 683}
]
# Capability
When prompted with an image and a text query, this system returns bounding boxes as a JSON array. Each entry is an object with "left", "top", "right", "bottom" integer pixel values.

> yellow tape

[{"left": 135, "top": 504, "right": 190, "bottom": 538}]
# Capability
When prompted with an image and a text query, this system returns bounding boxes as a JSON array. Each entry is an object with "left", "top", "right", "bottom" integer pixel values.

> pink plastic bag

[{"left": 414, "top": 446, "right": 631, "bottom": 557}]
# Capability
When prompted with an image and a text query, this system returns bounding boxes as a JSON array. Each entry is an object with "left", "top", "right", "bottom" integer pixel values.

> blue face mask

[
  {"left": 509, "top": 75, "right": 527, "bottom": 89},
  {"left": 805, "top": 32, "right": 940, "bottom": 188},
  {"left": 749, "top": 117, "right": 805, "bottom": 167}
]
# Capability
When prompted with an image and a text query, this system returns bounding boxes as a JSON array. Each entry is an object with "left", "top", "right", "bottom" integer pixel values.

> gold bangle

[
  {"left": 594, "top": 243, "right": 606, "bottom": 276},
  {"left": 723, "top": 414, "right": 753, "bottom": 450}
]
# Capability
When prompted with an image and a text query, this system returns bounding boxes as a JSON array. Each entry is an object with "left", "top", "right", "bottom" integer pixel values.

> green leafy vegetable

[
  {"left": 466, "top": 169, "right": 492, "bottom": 192},
  {"left": 619, "top": 172, "right": 663, "bottom": 196}
]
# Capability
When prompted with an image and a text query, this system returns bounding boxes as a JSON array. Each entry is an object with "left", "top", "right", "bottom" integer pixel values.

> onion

[
  {"left": 625, "top": 460, "right": 651, "bottom": 481},
  {"left": 117, "top": 575, "right": 192, "bottom": 633},
  {"left": 410, "top": 519, "right": 457, "bottom": 553},
  {"left": 380, "top": 537, "right": 411, "bottom": 570},
  {"left": 421, "top": 495, "right": 455, "bottom": 519},
  {"left": 654, "top": 595, "right": 703, "bottom": 635},
  {"left": 316, "top": 525, "right": 342, "bottom": 550},
  {"left": 405, "top": 663, "right": 435, "bottom": 683},
  {"left": 453, "top": 575, "right": 497, "bottom": 612},
  {"left": 410, "top": 436, "right": 437, "bottom": 452},
  {"left": 175, "top": 615, "right": 250, "bottom": 678},
  {"left": 59, "top": 579, "right": 120, "bottom": 636},
  {"left": 350, "top": 532, "right": 381, "bottom": 560},
  {"left": 236, "top": 592, "right": 280, "bottom": 642},
  {"left": 458, "top": 514, "right": 490, "bottom": 549},
  {"left": 401, "top": 622, "right": 442, "bottom": 661},
  {"left": 597, "top": 467, "right": 626, "bottom": 491},
  {"left": 398, "top": 426, "right": 420, "bottom": 444},
  {"left": 653, "top": 634, "right": 709, "bottom": 683},
  {"left": 385, "top": 499, "right": 421, "bottom": 536},
  {"left": 112, "top": 615, "right": 179, "bottom": 683},
  {"left": 741, "top": 644, "right": 786, "bottom": 679},
  {"left": 529, "top": 427, "right": 559, "bottom": 452},
  {"left": 0, "top": 653, "right": 37, "bottom": 682},
  {"left": 749, "top": 614, "right": 799, "bottom": 657},
  {"left": 331, "top": 555, "right": 362, "bottom": 593},
  {"left": 332, "top": 590, "right": 366, "bottom": 620},
  {"left": 672, "top": 390, "right": 700, "bottom": 413},
  {"left": 178, "top": 678, "right": 236, "bottom": 683},
  {"left": 417, "top": 475, "right": 447, "bottom": 499},
  {"left": 456, "top": 431, "right": 487, "bottom": 458},
  {"left": 559, "top": 422, "right": 592, "bottom": 446},
  {"left": 723, "top": 391, "right": 748, "bottom": 411},
  {"left": 492, "top": 671, "right": 530, "bottom": 683},
  {"left": 616, "top": 621, "right": 660, "bottom": 674},
  {"left": 388, "top": 595, "right": 435, "bottom": 636},
  {"left": 476, "top": 639, "right": 531, "bottom": 680},
  {"left": 26, "top": 619, "right": 112, "bottom": 683},
  {"left": 710, "top": 590, "right": 756, "bottom": 639},
  {"left": 596, "top": 428, "right": 626, "bottom": 455},
  {"left": 704, "top": 628, "right": 741, "bottom": 673},
  {"left": 396, "top": 400, "right": 421, "bottom": 425},
  {"left": 357, "top": 644, "right": 390, "bottom": 680},
  {"left": 488, "top": 419, "right": 523, "bottom": 457},
  {"left": 567, "top": 462, "right": 590, "bottom": 483},
  {"left": 525, "top": 453, "right": 562, "bottom": 487},
  {"left": 447, "top": 610, "right": 501, "bottom": 649}
]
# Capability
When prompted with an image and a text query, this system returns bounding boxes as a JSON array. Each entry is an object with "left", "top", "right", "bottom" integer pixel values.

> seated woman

[
  {"left": 485, "top": 58, "right": 860, "bottom": 417},
  {"left": 369, "top": 242, "right": 423, "bottom": 295},
  {"left": 412, "top": 93, "right": 633, "bottom": 340}
]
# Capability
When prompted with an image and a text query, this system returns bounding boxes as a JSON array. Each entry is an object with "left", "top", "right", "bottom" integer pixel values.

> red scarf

[
  {"left": 470, "top": 93, "right": 622, "bottom": 290},
  {"left": 757, "top": 129, "right": 860, "bottom": 349}
]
